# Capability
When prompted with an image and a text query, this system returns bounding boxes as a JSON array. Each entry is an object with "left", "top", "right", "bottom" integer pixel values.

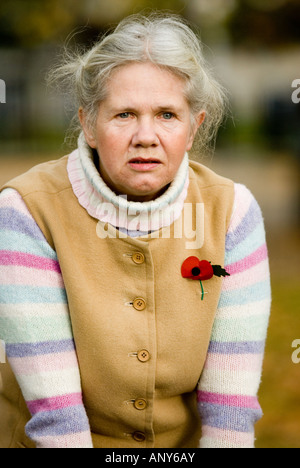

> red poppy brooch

[{"left": 181, "top": 256, "right": 230, "bottom": 301}]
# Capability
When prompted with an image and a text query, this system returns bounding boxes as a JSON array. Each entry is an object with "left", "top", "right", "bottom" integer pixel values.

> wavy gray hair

[{"left": 49, "top": 12, "right": 228, "bottom": 155}]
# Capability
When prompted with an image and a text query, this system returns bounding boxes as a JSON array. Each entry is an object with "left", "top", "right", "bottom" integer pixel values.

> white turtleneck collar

[{"left": 67, "top": 132, "right": 190, "bottom": 233}]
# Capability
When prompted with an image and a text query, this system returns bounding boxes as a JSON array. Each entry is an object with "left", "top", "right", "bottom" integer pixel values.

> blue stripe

[
  {"left": 225, "top": 223, "right": 266, "bottom": 266},
  {"left": 226, "top": 198, "right": 262, "bottom": 252},
  {"left": 0, "top": 285, "right": 67, "bottom": 304},
  {"left": 208, "top": 340, "right": 266, "bottom": 355},
  {"left": 6, "top": 339, "right": 76, "bottom": 358},
  {"left": 197, "top": 402, "right": 263, "bottom": 433},
  {"left": 0, "top": 207, "right": 46, "bottom": 242},
  {"left": 25, "top": 405, "right": 90, "bottom": 437},
  {"left": 0, "top": 314, "right": 72, "bottom": 343},
  {"left": 0, "top": 231, "right": 57, "bottom": 260},
  {"left": 211, "top": 313, "right": 270, "bottom": 343},
  {"left": 217, "top": 280, "right": 271, "bottom": 309}
]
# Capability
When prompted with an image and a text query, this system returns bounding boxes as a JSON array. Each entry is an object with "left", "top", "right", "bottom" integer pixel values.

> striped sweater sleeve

[
  {"left": 197, "top": 183, "right": 271, "bottom": 448},
  {"left": 0, "top": 188, "right": 93, "bottom": 448}
]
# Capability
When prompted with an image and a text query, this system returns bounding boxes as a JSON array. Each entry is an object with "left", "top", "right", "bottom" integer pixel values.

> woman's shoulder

[
  {"left": 226, "top": 182, "right": 266, "bottom": 258},
  {"left": 188, "top": 159, "right": 264, "bottom": 227},
  {"left": 188, "top": 159, "right": 234, "bottom": 190},
  {"left": 230, "top": 183, "right": 264, "bottom": 233},
  {"left": 0, "top": 187, "right": 29, "bottom": 213},
  {"left": 1, "top": 154, "right": 71, "bottom": 197},
  {"left": 0, "top": 187, "right": 57, "bottom": 255}
]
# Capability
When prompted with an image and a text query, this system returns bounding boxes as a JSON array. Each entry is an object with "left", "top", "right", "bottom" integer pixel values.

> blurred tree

[
  {"left": 74, "top": 0, "right": 187, "bottom": 24},
  {"left": 227, "top": 0, "right": 300, "bottom": 48},
  {"left": 70, "top": 0, "right": 190, "bottom": 45},
  {"left": 0, "top": 0, "right": 189, "bottom": 48},
  {"left": 0, "top": 0, "right": 77, "bottom": 47}
]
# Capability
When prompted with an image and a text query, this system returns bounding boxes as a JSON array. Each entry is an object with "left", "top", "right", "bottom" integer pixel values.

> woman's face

[{"left": 80, "top": 62, "right": 204, "bottom": 202}]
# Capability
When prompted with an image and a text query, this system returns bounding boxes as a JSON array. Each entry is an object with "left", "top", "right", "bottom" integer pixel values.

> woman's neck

[{"left": 67, "top": 133, "right": 190, "bottom": 232}]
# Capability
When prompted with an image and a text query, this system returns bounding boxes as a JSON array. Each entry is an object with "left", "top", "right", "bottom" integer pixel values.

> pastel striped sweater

[
  {"left": 0, "top": 187, "right": 93, "bottom": 448},
  {"left": 0, "top": 155, "right": 271, "bottom": 448},
  {"left": 197, "top": 183, "right": 270, "bottom": 448}
]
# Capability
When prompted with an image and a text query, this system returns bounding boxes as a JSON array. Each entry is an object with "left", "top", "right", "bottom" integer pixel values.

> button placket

[
  {"left": 124, "top": 251, "right": 147, "bottom": 312},
  {"left": 123, "top": 246, "right": 154, "bottom": 446}
]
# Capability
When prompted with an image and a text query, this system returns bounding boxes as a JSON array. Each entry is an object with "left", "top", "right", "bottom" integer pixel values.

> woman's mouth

[{"left": 128, "top": 157, "right": 162, "bottom": 171}]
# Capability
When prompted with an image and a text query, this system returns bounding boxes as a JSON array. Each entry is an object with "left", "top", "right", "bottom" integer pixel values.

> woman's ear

[
  {"left": 78, "top": 107, "right": 97, "bottom": 149},
  {"left": 196, "top": 111, "right": 206, "bottom": 128},
  {"left": 187, "top": 111, "right": 206, "bottom": 151}
]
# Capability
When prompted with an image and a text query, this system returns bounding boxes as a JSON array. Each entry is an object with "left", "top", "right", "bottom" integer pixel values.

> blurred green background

[{"left": 0, "top": 0, "right": 300, "bottom": 448}]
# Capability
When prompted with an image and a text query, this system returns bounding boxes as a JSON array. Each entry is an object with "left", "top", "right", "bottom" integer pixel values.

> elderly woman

[{"left": 0, "top": 13, "right": 271, "bottom": 449}]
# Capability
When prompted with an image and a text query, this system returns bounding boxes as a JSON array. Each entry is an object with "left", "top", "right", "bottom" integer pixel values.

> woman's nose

[{"left": 131, "top": 118, "right": 160, "bottom": 147}]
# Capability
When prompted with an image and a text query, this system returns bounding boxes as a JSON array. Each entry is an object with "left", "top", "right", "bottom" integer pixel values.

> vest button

[
  {"left": 137, "top": 349, "right": 150, "bottom": 362},
  {"left": 133, "top": 431, "right": 146, "bottom": 442},
  {"left": 133, "top": 298, "right": 146, "bottom": 311},
  {"left": 132, "top": 252, "right": 145, "bottom": 264},
  {"left": 134, "top": 399, "right": 147, "bottom": 410}
]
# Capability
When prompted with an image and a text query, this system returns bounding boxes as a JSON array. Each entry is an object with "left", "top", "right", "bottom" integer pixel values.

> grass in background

[{"left": 256, "top": 276, "right": 300, "bottom": 448}]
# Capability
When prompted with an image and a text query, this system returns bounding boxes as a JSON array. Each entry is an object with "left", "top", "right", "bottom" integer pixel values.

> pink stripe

[
  {"left": 228, "top": 184, "right": 253, "bottom": 233},
  {"left": 201, "top": 425, "right": 255, "bottom": 446},
  {"left": 36, "top": 431, "right": 93, "bottom": 448},
  {"left": 9, "top": 351, "right": 78, "bottom": 376},
  {"left": 204, "top": 353, "right": 263, "bottom": 373},
  {"left": 197, "top": 391, "right": 261, "bottom": 409},
  {"left": 226, "top": 244, "right": 268, "bottom": 275},
  {"left": 0, "top": 250, "right": 61, "bottom": 273},
  {"left": 223, "top": 259, "right": 269, "bottom": 291},
  {"left": 0, "top": 265, "right": 64, "bottom": 288},
  {"left": 27, "top": 392, "right": 83, "bottom": 415}
]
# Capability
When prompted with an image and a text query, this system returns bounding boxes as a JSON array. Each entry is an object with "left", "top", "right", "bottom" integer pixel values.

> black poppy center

[{"left": 191, "top": 267, "right": 201, "bottom": 276}]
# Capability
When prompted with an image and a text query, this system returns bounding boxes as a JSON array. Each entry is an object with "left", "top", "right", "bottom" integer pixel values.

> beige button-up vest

[{"left": 0, "top": 155, "right": 234, "bottom": 448}]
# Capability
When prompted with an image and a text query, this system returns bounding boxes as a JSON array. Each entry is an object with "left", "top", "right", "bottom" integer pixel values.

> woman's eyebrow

[
  {"left": 155, "top": 105, "right": 180, "bottom": 112},
  {"left": 109, "top": 104, "right": 182, "bottom": 114}
]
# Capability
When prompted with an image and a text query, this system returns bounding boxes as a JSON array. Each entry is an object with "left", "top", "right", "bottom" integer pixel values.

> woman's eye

[
  {"left": 162, "top": 112, "right": 174, "bottom": 120},
  {"left": 118, "top": 112, "right": 131, "bottom": 119}
]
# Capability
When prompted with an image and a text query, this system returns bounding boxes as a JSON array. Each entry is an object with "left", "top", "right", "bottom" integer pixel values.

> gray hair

[{"left": 49, "top": 12, "right": 228, "bottom": 155}]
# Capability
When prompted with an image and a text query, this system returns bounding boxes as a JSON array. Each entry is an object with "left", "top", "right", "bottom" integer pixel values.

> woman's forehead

[{"left": 103, "top": 62, "right": 188, "bottom": 106}]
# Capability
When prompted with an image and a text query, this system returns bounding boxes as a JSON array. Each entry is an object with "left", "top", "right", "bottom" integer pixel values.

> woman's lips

[{"left": 128, "top": 158, "right": 162, "bottom": 171}]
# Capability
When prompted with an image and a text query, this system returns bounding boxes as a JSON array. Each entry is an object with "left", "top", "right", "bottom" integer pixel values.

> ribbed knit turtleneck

[{"left": 67, "top": 133, "right": 189, "bottom": 233}]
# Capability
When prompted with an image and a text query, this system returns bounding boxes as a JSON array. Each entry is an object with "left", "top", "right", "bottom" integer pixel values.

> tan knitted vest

[{"left": 0, "top": 155, "right": 234, "bottom": 448}]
